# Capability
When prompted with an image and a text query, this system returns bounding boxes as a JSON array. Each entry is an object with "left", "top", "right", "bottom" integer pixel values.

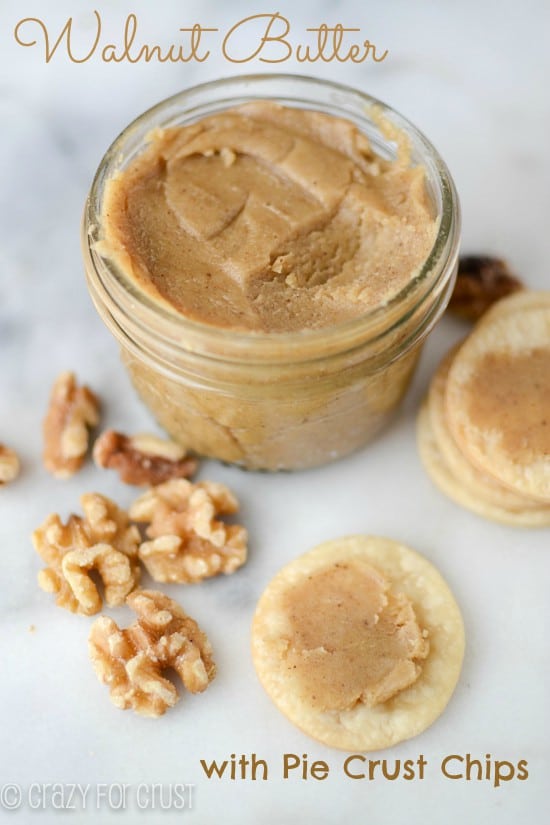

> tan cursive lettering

[
  {"left": 100, "top": 15, "right": 216, "bottom": 63},
  {"left": 180, "top": 24, "right": 216, "bottom": 63},
  {"left": 13, "top": 12, "right": 388, "bottom": 67},
  {"left": 14, "top": 11, "right": 101, "bottom": 63},
  {"left": 222, "top": 12, "right": 292, "bottom": 63},
  {"left": 296, "top": 25, "right": 388, "bottom": 63}
]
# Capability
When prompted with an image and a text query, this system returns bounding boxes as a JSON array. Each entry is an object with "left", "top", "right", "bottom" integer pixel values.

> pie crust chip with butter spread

[
  {"left": 417, "top": 291, "right": 550, "bottom": 523},
  {"left": 477, "top": 289, "right": 550, "bottom": 328},
  {"left": 251, "top": 536, "right": 464, "bottom": 751},
  {"left": 418, "top": 344, "right": 550, "bottom": 527},
  {"left": 445, "top": 306, "right": 550, "bottom": 503},
  {"left": 417, "top": 403, "right": 550, "bottom": 527}
]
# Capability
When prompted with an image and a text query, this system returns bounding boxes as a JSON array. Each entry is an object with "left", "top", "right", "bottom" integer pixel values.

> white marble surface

[{"left": 1, "top": 1, "right": 549, "bottom": 823}]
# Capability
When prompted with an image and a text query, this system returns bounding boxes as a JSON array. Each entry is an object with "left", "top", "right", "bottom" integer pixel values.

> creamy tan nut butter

[
  {"left": 279, "top": 560, "right": 429, "bottom": 712},
  {"left": 100, "top": 103, "right": 437, "bottom": 333},
  {"left": 83, "top": 76, "right": 460, "bottom": 470}
]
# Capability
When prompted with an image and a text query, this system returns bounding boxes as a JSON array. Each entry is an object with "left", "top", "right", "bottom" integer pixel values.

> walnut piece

[
  {"left": 32, "top": 493, "right": 140, "bottom": 615},
  {"left": 448, "top": 255, "right": 524, "bottom": 322},
  {"left": 0, "top": 444, "right": 20, "bottom": 486},
  {"left": 43, "top": 372, "right": 100, "bottom": 478},
  {"left": 89, "top": 589, "right": 216, "bottom": 717},
  {"left": 129, "top": 479, "right": 248, "bottom": 583},
  {"left": 93, "top": 429, "right": 198, "bottom": 486}
]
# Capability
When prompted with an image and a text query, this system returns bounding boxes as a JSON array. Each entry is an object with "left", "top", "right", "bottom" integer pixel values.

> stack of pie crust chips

[{"left": 417, "top": 290, "right": 550, "bottom": 526}]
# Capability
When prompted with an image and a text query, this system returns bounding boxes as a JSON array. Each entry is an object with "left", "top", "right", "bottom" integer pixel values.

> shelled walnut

[
  {"left": 89, "top": 589, "right": 216, "bottom": 717},
  {"left": 0, "top": 444, "right": 20, "bottom": 486},
  {"left": 130, "top": 479, "right": 248, "bottom": 583},
  {"left": 43, "top": 372, "right": 100, "bottom": 478},
  {"left": 32, "top": 493, "right": 140, "bottom": 615},
  {"left": 448, "top": 255, "right": 523, "bottom": 322},
  {"left": 93, "top": 430, "right": 198, "bottom": 486}
]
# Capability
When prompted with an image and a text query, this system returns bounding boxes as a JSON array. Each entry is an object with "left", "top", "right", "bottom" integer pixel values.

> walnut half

[
  {"left": 0, "top": 444, "right": 20, "bottom": 486},
  {"left": 93, "top": 430, "right": 198, "bottom": 486},
  {"left": 447, "top": 255, "right": 524, "bottom": 322},
  {"left": 129, "top": 479, "right": 248, "bottom": 584},
  {"left": 32, "top": 493, "right": 140, "bottom": 615},
  {"left": 43, "top": 372, "right": 100, "bottom": 478},
  {"left": 89, "top": 589, "right": 216, "bottom": 717}
]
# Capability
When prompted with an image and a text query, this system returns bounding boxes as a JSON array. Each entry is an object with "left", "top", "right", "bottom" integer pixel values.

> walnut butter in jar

[{"left": 82, "top": 74, "right": 460, "bottom": 471}]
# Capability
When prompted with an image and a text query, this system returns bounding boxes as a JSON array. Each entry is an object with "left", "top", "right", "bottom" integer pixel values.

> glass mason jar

[{"left": 82, "top": 74, "right": 460, "bottom": 471}]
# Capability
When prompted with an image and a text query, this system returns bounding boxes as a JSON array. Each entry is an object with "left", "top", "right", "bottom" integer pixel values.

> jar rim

[{"left": 83, "top": 72, "right": 460, "bottom": 364}]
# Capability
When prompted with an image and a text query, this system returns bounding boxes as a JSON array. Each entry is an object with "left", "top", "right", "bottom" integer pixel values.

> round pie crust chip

[
  {"left": 445, "top": 307, "right": 550, "bottom": 502},
  {"left": 418, "top": 402, "right": 550, "bottom": 527},
  {"left": 423, "top": 346, "right": 550, "bottom": 526},
  {"left": 478, "top": 289, "right": 550, "bottom": 328},
  {"left": 251, "top": 535, "right": 465, "bottom": 751}
]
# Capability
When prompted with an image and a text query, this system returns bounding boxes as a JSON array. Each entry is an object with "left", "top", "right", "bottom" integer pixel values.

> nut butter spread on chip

[{"left": 280, "top": 560, "right": 429, "bottom": 712}]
